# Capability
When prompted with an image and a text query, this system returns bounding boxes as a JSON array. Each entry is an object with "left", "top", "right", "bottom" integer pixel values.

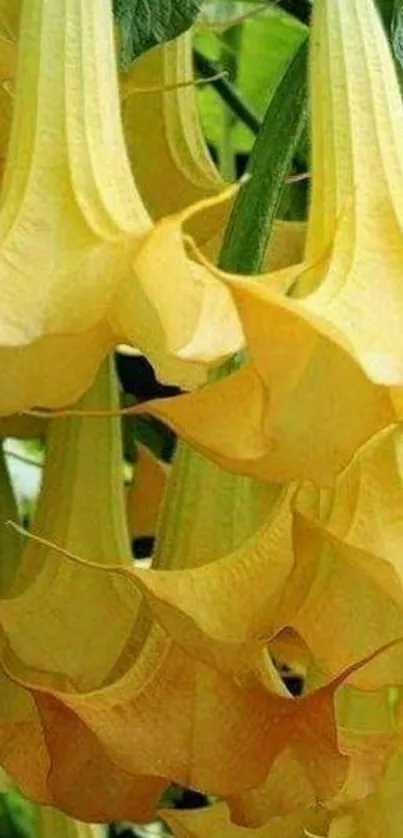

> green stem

[
  {"left": 21, "top": 357, "right": 132, "bottom": 585},
  {"left": 193, "top": 47, "right": 261, "bottom": 136},
  {"left": 219, "top": 36, "right": 309, "bottom": 273},
  {"left": 219, "top": 25, "right": 243, "bottom": 179}
]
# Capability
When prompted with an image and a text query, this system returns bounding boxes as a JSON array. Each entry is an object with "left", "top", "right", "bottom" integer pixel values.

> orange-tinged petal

[
  {"left": 0, "top": 359, "right": 166, "bottom": 819},
  {"left": 227, "top": 749, "right": 316, "bottom": 828},
  {"left": 127, "top": 444, "right": 169, "bottom": 539},
  {"left": 0, "top": 654, "right": 166, "bottom": 822},
  {"left": 0, "top": 573, "right": 351, "bottom": 810},
  {"left": 0, "top": 362, "right": 289, "bottom": 817}
]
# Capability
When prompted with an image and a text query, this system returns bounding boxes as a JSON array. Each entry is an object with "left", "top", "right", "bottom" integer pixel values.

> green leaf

[{"left": 113, "top": 0, "right": 203, "bottom": 66}]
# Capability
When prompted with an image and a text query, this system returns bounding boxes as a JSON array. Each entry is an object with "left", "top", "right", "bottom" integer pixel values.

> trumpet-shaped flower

[
  {"left": 275, "top": 424, "right": 403, "bottom": 690},
  {"left": 140, "top": 0, "right": 403, "bottom": 486},
  {"left": 120, "top": 32, "right": 307, "bottom": 267},
  {"left": 0, "top": 0, "right": 245, "bottom": 414},
  {"left": 161, "top": 686, "right": 403, "bottom": 837},
  {"left": 121, "top": 33, "right": 226, "bottom": 244},
  {"left": 0, "top": 357, "right": 366, "bottom": 821}
]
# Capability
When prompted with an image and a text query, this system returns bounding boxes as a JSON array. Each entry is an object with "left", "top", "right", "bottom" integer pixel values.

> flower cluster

[{"left": 0, "top": 0, "right": 402, "bottom": 836}]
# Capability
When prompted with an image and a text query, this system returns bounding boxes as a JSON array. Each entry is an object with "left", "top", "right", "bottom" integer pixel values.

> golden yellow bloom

[
  {"left": 141, "top": 0, "right": 403, "bottom": 486},
  {"left": 120, "top": 32, "right": 307, "bottom": 267},
  {"left": 121, "top": 33, "right": 226, "bottom": 244},
  {"left": 0, "top": 0, "right": 244, "bottom": 414},
  {"left": 276, "top": 424, "right": 403, "bottom": 690},
  {"left": 161, "top": 686, "right": 403, "bottom": 837},
  {"left": 0, "top": 357, "right": 361, "bottom": 821}
]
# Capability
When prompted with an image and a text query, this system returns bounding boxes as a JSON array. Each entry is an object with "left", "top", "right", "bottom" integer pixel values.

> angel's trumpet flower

[
  {"left": 0, "top": 0, "right": 244, "bottom": 415},
  {"left": 120, "top": 32, "right": 306, "bottom": 268},
  {"left": 121, "top": 33, "right": 224, "bottom": 244},
  {"left": 141, "top": 0, "right": 403, "bottom": 486},
  {"left": 0, "top": 358, "right": 168, "bottom": 819},
  {"left": 274, "top": 424, "right": 403, "bottom": 690},
  {"left": 0, "top": 356, "right": 366, "bottom": 820},
  {"left": 0, "top": 461, "right": 105, "bottom": 838}
]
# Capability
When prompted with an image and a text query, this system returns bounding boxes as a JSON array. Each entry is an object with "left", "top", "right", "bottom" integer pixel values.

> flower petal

[
  {"left": 127, "top": 485, "right": 293, "bottom": 678},
  {"left": 127, "top": 444, "right": 169, "bottom": 540},
  {"left": 276, "top": 426, "right": 403, "bottom": 686}
]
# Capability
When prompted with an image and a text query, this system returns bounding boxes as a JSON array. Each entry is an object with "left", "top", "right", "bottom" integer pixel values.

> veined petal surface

[
  {"left": 0, "top": 0, "right": 243, "bottom": 411},
  {"left": 141, "top": 0, "right": 403, "bottom": 484},
  {"left": 275, "top": 426, "right": 403, "bottom": 687}
]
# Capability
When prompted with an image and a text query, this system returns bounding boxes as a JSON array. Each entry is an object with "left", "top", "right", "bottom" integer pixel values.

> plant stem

[{"left": 193, "top": 47, "right": 261, "bottom": 135}]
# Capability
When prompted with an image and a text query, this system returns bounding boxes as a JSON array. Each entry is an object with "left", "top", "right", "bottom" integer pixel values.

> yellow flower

[
  {"left": 120, "top": 31, "right": 307, "bottom": 267},
  {"left": 141, "top": 0, "right": 403, "bottom": 486},
  {"left": 276, "top": 424, "right": 403, "bottom": 690},
  {"left": 120, "top": 32, "right": 226, "bottom": 245},
  {"left": 0, "top": 0, "right": 244, "bottom": 415},
  {"left": 0, "top": 356, "right": 361, "bottom": 821},
  {"left": 161, "top": 686, "right": 403, "bottom": 837}
]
